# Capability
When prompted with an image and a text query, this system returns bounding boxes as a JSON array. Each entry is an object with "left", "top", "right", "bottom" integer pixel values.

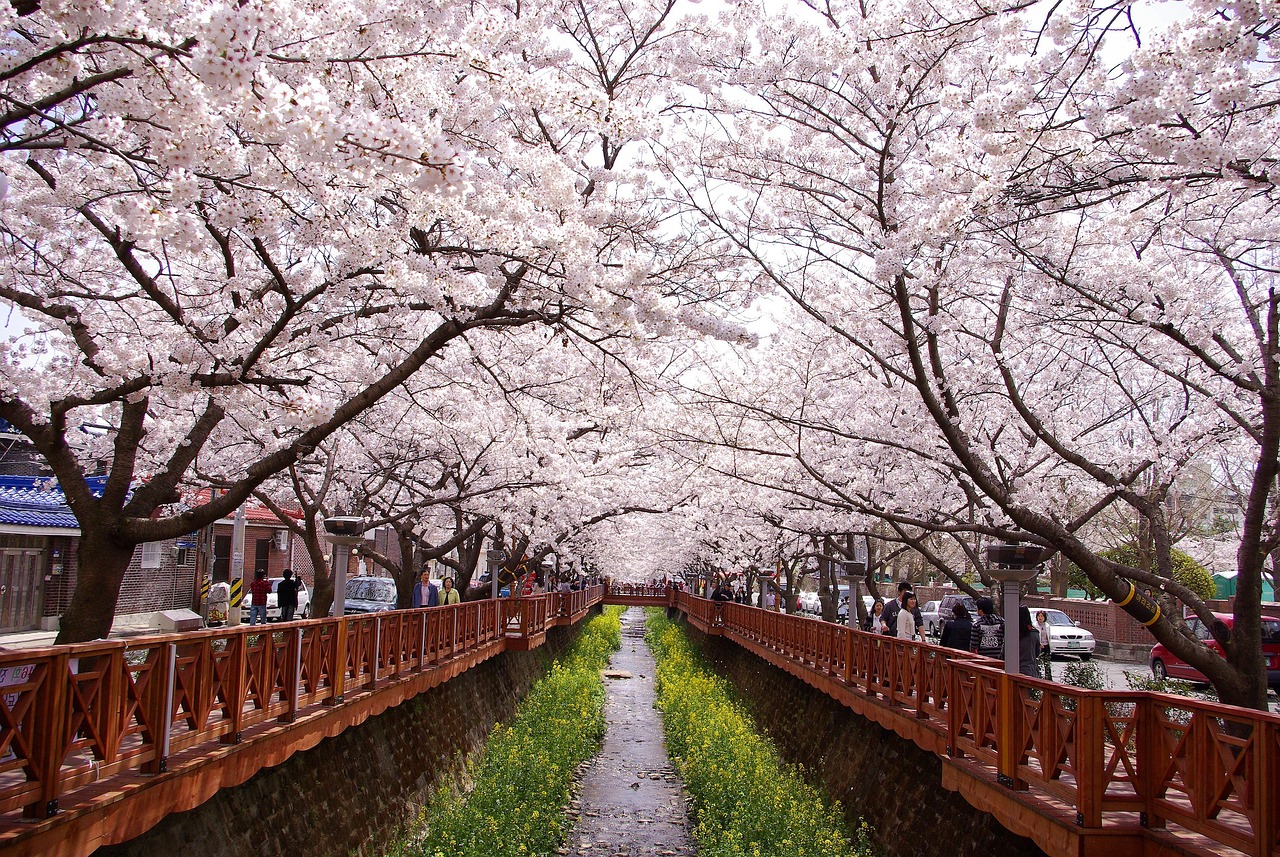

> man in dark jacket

[
  {"left": 277, "top": 568, "right": 301, "bottom": 621},
  {"left": 881, "top": 580, "right": 924, "bottom": 635},
  {"left": 970, "top": 596, "right": 1005, "bottom": 658}
]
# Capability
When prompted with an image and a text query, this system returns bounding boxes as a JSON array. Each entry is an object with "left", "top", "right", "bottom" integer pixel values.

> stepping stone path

[{"left": 561, "top": 608, "right": 695, "bottom": 857}]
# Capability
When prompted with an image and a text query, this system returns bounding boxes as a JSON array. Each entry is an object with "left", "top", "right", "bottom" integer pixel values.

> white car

[
  {"left": 1038, "top": 608, "right": 1096, "bottom": 659},
  {"left": 798, "top": 591, "right": 821, "bottom": 614},
  {"left": 920, "top": 600, "right": 942, "bottom": 637},
  {"left": 245, "top": 577, "right": 311, "bottom": 621}
]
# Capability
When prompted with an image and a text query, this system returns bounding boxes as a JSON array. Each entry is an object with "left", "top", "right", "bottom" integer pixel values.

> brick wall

[
  {"left": 688, "top": 626, "right": 1046, "bottom": 857},
  {"left": 96, "top": 622, "right": 585, "bottom": 857},
  {"left": 112, "top": 541, "right": 196, "bottom": 616}
]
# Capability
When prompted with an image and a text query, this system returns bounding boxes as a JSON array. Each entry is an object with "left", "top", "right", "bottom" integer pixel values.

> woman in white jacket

[{"left": 896, "top": 593, "right": 919, "bottom": 640}]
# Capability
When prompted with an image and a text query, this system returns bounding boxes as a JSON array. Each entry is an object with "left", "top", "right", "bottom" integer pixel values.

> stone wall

[
  {"left": 687, "top": 626, "right": 1047, "bottom": 857},
  {"left": 96, "top": 623, "right": 584, "bottom": 857}
]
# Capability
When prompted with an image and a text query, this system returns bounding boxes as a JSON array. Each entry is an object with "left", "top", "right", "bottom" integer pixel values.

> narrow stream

[{"left": 563, "top": 608, "right": 694, "bottom": 857}]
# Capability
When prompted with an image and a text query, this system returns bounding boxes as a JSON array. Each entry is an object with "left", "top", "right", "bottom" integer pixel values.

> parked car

[
  {"left": 1037, "top": 608, "right": 1096, "bottom": 659},
  {"left": 1151, "top": 613, "right": 1280, "bottom": 687},
  {"left": 798, "top": 590, "right": 821, "bottom": 614},
  {"left": 920, "top": 600, "right": 942, "bottom": 637},
  {"left": 244, "top": 577, "right": 311, "bottom": 621},
  {"left": 343, "top": 576, "right": 399, "bottom": 614},
  {"left": 936, "top": 594, "right": 980, "bottom": 632}
]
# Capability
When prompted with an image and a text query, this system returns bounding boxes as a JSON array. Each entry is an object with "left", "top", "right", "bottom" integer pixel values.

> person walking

[
  {"left": 880, "top": 581, "right": 910, "bottom": 629},
  {"left": 939, "top": 603, "right": 973, "bottom": 650},
  {"left": 882, "top": 581, "right": 925, "bottom": 634},
  {"left": 440, "top": 576, "right": 461, "bottom": 605},
  {"left": 248, "top": 569, "right": 271, "bottom": 626},
  {"left": 1035, "top": 610, "right": 1053, "bottom": 680},
  {"left": 969, "top": 596, "right": 1005, "bottom": 658},
  {"left": 412, "top": 570, "right": 439, "bottom": 608},
  {"left": 896, "top": 592, "right": 919, "bottom": 640},
  {"left": 1018, "top": 606, "right": 1041, "bottom": 679},
  {"left": 277, "top": 568, "right": 300, "bottom": 622},
  {"left": 864, "top": 599, "right": 888, "bottom": 634}
]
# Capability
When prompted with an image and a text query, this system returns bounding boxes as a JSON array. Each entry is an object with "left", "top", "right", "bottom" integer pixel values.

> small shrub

[
  {"left": 1062, "top": 659, "right": 1105, "bottom": 691},
  {"left": 406, "top": 606, "right": 623, "bottom": 857},
  {"left": 646, "top": 609, "right": 872, "bottom": 857}
]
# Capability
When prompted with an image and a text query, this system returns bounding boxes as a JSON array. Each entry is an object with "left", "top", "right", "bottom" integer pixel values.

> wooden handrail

[
  {"left": 675, "top": 593, "right": 1280, "bottom": 857},
  {"left": 0, "top": 586, "right": 606, "bottom": 823}
]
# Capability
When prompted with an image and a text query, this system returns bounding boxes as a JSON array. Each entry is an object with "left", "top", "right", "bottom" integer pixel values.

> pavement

[
  {"left": 563, "top": 608, "right": 693, "bottom": 857},
  {"left": 1045, "top": 653, "right": 1280, "bottom": 713},
  {"left": 0, "top": 611, "right": 189, "bottom": 650}
]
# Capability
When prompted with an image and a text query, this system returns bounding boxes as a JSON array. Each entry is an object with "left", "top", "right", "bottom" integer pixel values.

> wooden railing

[
  {"left": 605, "top": 583, "right": 671, "bottom": 598},
  {"left": 555, "top": 587, "right": 593, "bottom": 619},
  {"left": 0, "top": 586, "right": 604, "bottom": 823},
  {"left": 687, "top": 594, "right": 1280, "bottom": 857}
]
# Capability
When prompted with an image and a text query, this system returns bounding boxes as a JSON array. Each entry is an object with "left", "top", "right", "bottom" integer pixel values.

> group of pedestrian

[
  {"left": 863, "top": 580, "right": 924, "bottom": 640},
  {"left": 248, "top": 567, "right": 302, "bottom": 625},
  {"left": 862, "top": 584, "right": 1053, "bottom": 679},
  {"left": 412, "top": 570, "right": 462, "bottom": 607},
  {"left": 955, "top": 597, "right": 1050, "bottom": 679}
]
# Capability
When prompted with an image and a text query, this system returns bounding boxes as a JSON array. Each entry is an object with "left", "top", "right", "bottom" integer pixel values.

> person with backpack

[{"left": 969, "top": 596, "right": 1005, "bottom": 658}]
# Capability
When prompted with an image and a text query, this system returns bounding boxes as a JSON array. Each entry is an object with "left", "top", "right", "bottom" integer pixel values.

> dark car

[
  {"left": 343, "top": 576, "right": 399, "bottom": 614},
  {"left": 1150, "top": 613, "right": 1280, "bottom": 687},
  {"left": 936, "top": 594, "right": 980, "bottom": 630}
]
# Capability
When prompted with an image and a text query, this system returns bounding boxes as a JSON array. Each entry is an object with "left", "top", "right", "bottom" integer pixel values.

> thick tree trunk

[
  {"left": 304, "top": 523, "right": 333, "bottom": 619},
  {"left": 454, "top": 528, "right": 486, "bottom": 595},
  {"left": 55, "top": 528, "right": 136, "bottom": 644}
]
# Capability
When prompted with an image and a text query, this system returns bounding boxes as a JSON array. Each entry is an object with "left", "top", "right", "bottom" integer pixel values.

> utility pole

[{"left": 229, "top": 502, "right": 246, "bottom": 625}]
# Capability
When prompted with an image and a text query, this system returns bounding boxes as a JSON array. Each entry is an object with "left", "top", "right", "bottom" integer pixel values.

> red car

[{"left": 1150, "top": 612, "right": 1280, "bottom": 688}]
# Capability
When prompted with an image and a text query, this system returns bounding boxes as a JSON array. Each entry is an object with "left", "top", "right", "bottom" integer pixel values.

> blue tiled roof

[{"left": 0, "top": 475, "right": 103, "bottom": 530}]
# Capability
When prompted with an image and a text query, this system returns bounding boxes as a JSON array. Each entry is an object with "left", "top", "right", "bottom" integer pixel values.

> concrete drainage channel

[{"left": 562, "top": 608, "right": 694, "bottom": 857}]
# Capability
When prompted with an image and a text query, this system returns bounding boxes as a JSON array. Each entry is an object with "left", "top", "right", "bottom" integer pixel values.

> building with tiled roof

[
  {"left": 0, "top": 475, "right": 102, "bottom": 533},
  {"left": 0, "top": 429, "right": 316, "bottom": 634}
]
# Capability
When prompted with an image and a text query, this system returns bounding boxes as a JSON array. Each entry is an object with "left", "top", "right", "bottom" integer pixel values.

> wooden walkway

[
  {"left": 2, "top": 583, "right": 1275, "bottom": 857},
  {"left": 0, "top": 586, "right": 602, "bottom": 857},
  {"left": 605, "top": 586, "right": 1278, "bottom": 857}
]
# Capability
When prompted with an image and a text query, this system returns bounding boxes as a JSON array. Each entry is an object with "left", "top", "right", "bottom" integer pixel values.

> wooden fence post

[
  {"left": 142, "top": 643, "right": 176, "bottom": 775},
  {"left": 279, "top": 627, "right": 302, "bottom": 724},
  {"left": 222, "top": 632, "right": 247, "bottom": 740},
  {"left": 1136, "top": 695, "right": 1166, "bottom": 830},
  {"left": 26, "top": 652, "right": 69, "bottom": 818},
  {"left": 331, "top": 619, "right": 348, "bottom": 704},
  {"left": 1075, "top": 695, "right": 1104, "bottom": 825},
  {"left": 1253, "top": 716, "right": 1278, "bottom": 857},
  {"left": 996, "top": 672, "right": 1025, "bottom": 790}
]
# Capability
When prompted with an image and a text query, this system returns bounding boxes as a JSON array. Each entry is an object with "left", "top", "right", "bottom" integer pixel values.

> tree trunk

[
  {"left": 304, "top": 520, "right": 333, "bottom": 619},
  {"left": 55, "top": 528, "right": 136, "bottom": 644}
]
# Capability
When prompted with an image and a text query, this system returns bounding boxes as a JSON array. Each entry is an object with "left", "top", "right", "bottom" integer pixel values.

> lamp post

[
  {"left": 323, "top": 517, "right": 366, "bottom": 618},
  {"left": 842, "top": 559, "right": 867, "bottom": 628},
  {"left": 985, "top": 539, "right": 1054, "bottom": 674},
  {"left": 486, "top": 549, "right": 506, "bottom": 600}
]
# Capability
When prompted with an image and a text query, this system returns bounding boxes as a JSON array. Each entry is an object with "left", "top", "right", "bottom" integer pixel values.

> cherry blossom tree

[
  {"left": 672, "top": 0, "right": 1280, "bottom": 708},
  {"left": 0, "top": 0, "right": 741, "bottom": 642}
]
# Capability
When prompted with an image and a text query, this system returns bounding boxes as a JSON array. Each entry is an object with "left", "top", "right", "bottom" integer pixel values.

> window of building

[{"left": 140, "top": 542, "right": 164, "bottom": 569}]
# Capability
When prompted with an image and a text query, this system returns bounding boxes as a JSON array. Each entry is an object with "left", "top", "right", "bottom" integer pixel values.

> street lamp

[
  {"left": 985, "top": 539, "right": 1054, "bottom": 675},
  {"left": 323, "top": 517, "right": 366, "bottom": 617},
  {"left": 842, "top": 559, "right": 867, "bottom": 628}
]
